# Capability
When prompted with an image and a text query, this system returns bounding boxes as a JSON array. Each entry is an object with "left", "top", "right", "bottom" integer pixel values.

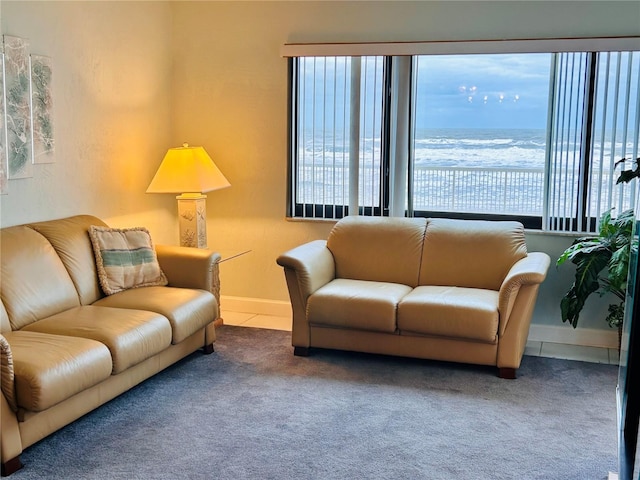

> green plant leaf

[
  {"left": 557, "top": 207, "right": 634, "bottom": 328},
  {"left": 608, "top": 245, "right": 630, "bottom": 294},
  {"left": 599, "top": 209, "right": 613, "bottom": 231},
  {"left": 560, "top": 250, "right": 610, "bottom": 327},
  {"left": 616, "top": 157, "right": 640, "bottom": 184},
  {"left": 557, "top": 241, "right": 608, "bottom": 267}
]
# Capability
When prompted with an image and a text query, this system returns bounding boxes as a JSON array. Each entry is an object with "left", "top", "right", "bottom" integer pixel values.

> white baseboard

[
  {"left": 220, "top": 296, "right": 292, "bottom": 318},
  {"left": 221, "top": 296, "right": 619, "bottom": 349},
  {"left": 528, "top": 324, "right": 618, "bottom": 349}
]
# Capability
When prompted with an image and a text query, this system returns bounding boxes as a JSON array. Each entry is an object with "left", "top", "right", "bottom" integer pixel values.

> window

[
  {"left": 286, "top": 39, "right": 640, "bottom": 233},
  {"left": 291, "top": 56, "right": 386, "bottom": 218},
  {"left": 548, "top": 52, "right": 640, "bottom": 232},
  {"left": 411, "top": 53, "right": 551, "bottom": 227}
]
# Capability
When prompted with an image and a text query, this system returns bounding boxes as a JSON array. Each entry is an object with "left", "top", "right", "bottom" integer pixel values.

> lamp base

[{"left": 176, "top": 193, "right": 207, "bottom": 248}]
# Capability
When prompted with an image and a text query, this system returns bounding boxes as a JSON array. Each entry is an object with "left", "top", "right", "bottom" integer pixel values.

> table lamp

[{"left": 146, "top": 143, "right": 230, "bottom": 248}]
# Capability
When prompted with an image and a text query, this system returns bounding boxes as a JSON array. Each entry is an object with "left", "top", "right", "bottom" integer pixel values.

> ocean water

[
  {"left": 413, "top": 128, "right": 546, "bottom": 169},
  {"left": 300, "top": 127, "right": 634, "bottom": 168},
  {"left": 297, "top": 128, "right": 636, "bottom": 218}
]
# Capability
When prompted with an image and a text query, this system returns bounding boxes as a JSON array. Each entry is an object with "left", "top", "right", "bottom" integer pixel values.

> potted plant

[
  {"left": 556, "top": 208, "right": 633, "bottom": 329},
  {"left": 557, "top": 157, "right": 639, "bottom": 337}
]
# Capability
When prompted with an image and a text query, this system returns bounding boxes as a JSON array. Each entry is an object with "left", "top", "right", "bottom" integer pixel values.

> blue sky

[
  {"left": 300, "top": 53, "right": 554, "bottom": 132},
  {"left": 414, "top": 53, "right": 552, "bottom": 130}
]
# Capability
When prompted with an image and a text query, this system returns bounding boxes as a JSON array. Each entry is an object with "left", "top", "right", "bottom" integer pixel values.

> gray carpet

[{"left": 13, "top": 326, "right": 617, "bottom": 480}]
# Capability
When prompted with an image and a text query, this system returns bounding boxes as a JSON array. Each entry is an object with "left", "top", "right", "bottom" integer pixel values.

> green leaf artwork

[
  {"left": 30, "top": 54, "right": 54, "bottom": 163},
  {"left": 3, "top": 35, "right": 32, "bottom": 179},
  {"left": 0, "top": 52, "right": 7, "bottom": 194}
]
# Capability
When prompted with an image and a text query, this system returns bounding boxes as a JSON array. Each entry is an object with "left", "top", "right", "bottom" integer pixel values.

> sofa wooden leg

[
  {"left": 1, "top": 456, "right": 23, "bottom": 476},
  {"left": 203, "top": 343, "right": 214, "bottom": 354},
  {"left": 294, "top": 346, "right": 310, "bottom": 357},
  {"left": 498, "top": 367, "right": 516, "bottom": 379}
]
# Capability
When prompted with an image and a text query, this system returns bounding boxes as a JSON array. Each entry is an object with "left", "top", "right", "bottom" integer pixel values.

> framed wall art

[
  {"left": 0, "top": 50, "right": 8, "bottom": 194},
  {"left": 30, "top": 54, "right": 54, "bottom": 164},
  {"left": 3, "top": 35, "right": 33, "bottom": 179}
]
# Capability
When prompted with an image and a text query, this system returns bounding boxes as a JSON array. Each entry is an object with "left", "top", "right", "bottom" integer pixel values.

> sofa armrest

[
  {"left": 277, "top": 240, "right": 335, "bottom": 349},
  {"left": 0, "top": 334, "right": 17, "bottom": 413},
  {"left": 1, "top": 392, "right": 22, "bottom": 474},
  {"left": 155, "top": 245, "right": 221, "bottom": 300},
  {"left": 277, "top": 240, "right": 335, "bottom": 303},
  {"left": 155, "top": 245, "right": 221, "bottom": 346},
  {"left": 498, "top": 252, "right": 551, "bottom": 334}
]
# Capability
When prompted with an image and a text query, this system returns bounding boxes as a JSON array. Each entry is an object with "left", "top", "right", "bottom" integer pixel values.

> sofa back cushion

[
  {"left": 0, "top": 226, "right": 80, "bottom": 330},
  {"left": 29, "top": 215, "right": 108, "bottom": 305},
  {"left": 0, "top": 300, "right": 10, "bottom": 334},
  {"left": 419, "top": 218, "right": 528, "bottom": 291},
  {"left": 327, "top": 216, "right": 427, "bottom": 287}
]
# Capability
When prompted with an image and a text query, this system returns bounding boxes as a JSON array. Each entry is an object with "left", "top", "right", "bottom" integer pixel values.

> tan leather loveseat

[
  {"left": 277, "top": 216, "right": 550, "bottom": 379},
  {"left": 0, "top": 215, "right": 220, "bottom": 476}
]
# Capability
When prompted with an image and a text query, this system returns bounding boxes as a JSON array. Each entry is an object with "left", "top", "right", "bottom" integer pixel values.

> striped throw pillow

[{"left": 89, "top": 226, "right": 168, "bottom": 296}]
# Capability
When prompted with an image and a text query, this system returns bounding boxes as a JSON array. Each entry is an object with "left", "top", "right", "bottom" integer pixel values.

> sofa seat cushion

[
  {"left": 21, "top": 306, "right": 172, "bottom": 374},
  {"left": 2, "top": 330, "right": 112, "bottom": 412},
  {"left": 397, "top": 286, "right": 499, "bottom": 343},
  {"left": 92, "top": 286, "right": 216, "bottom": 344},
  {"left": 307, "top": 279, "right": 412, "bottom": 333}
]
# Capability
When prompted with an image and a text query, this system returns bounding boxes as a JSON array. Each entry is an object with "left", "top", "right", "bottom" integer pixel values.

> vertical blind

[
  {"left": 294, "top": 56, "right": 385, "bottom": 218},
  {"left": 547, "top": 51, "right": 640, "bottom": 233}
]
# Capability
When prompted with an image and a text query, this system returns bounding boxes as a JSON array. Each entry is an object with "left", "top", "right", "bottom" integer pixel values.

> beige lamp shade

[{"left": 146, "top": 143, "right": 231, "bottom": 194}]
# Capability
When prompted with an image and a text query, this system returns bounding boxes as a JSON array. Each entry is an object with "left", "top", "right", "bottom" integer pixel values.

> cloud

[{"left": 413, "top": 53, "right": 552, "bottom": 129}]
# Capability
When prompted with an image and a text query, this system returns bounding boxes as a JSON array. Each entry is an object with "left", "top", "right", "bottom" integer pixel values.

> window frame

[{"left": 285, "top": 37, "right": 640, "bottom": 232}]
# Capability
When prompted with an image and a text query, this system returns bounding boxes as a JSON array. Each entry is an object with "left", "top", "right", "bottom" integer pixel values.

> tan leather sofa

[
  {"left": 0, "top": 215, "right": 220, "bottom": 476},
  {"left": 277, "top": 216, "right": 550, "bottom": 379}
]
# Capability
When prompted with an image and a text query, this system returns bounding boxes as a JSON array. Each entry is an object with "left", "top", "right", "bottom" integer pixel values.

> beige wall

[
  {"left": 2, "top": 1, "right": 640, "bottom": 335},
  {"left": 0, "top": 1, "right": 177, "bottom": 243}
]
